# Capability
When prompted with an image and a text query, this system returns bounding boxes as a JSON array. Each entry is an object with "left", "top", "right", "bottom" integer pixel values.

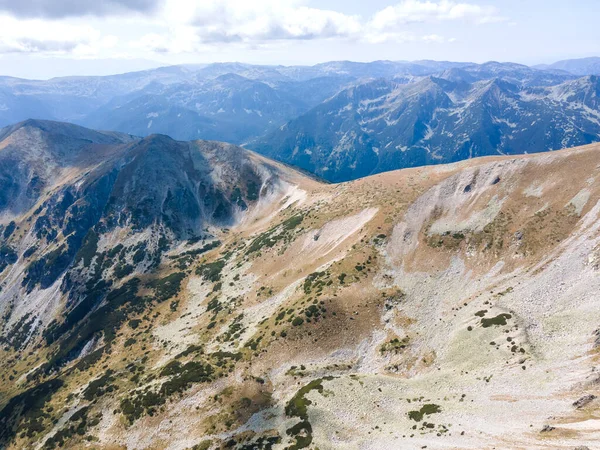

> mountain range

[
  {"left": 535, "top": 56, "right": 600, "bottom": 76},
  {"left": 251, "top": 72, "right": 600, "bottom": 181},
  {"left": 0, "top": 119, "right": 599, "bottom": 449},
  {"left": 0, "top": 58, "right": 598, "bottom": 182}
]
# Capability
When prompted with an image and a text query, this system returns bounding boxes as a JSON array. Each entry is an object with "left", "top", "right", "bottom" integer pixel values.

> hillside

[{"left": 0, "top": 121, "right": 599, "bottom": 449}]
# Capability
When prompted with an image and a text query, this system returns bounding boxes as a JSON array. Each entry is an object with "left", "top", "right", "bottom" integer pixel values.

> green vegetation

[
  {"left": 380, "top": 337, "right": 410, "bottom": 354},
  {"left": 286, "top": 420, "right": 312, "bottom": 450},
  {"left": 148, "top": 272, "right": 186, "bottom": 302},
  {"left": 170, "top": 241, "right": 221, "bottom": 269},
  {"left": 219, "top": 315, "right": 245, "bottom": 343},
  {"left": 190, "top": 440, "right": 212, "bottom": 450},
  {"left": 246, "top": 180, "right": 260, "bottom": 201},
  {"left": 113, "top": 262, "right": 134, "bottom": 279},
  {"left": 0, "top": 245, "right": 18, "bottom": 273},
  {"left": 0, "top": 378, "right": 64, "bottom": 447},
  {"left": 43, "top": 406, "right": 102, "bottom": 449},
  {"left": 128, "top": 319, "right": 141, "bottom": 329},
  {"left": 0, "top": 312, "right": 35, "bottom": 350},
  {"left": 83, "top": 370, "right": 117, "bottom": 400},
  {"left": 303, "top": 304, "right": 325, "bottom": 321},
  {"left": 427, "top": 231, "right": 466, "bottom": 249},
  {"left": 384, "top": 290, "right": 406, "bottom": 310},
  {"left": 22, "top": 245, "right": 37, "bottom": 258},
  {"left": 246, "top": 213, "right": 305, "bottom": 255},
  {"left": 206, "top": 297, "right": 223, "bottom": 315},
  {"left": 121, "top": 360, "right": 215, "bottom": 424},
  {"left": 408, "top": 404, "right": 441, "bottom": 422},
  {"left": 41, "top": 278, "right": 142, "bottom": 371},
  {"left": 22, "top": 245, "right": 72, "bottom": 292},
  {"left": 74, "top": 230, "right": 98, "bottom": 267},
  {"left": 303, "top": 271, "right": 328, "bottom": 294},
  {"left": 236, "top": 435, "right": 281, "bottom": 450},
  {"left": 176, "top": 344, "right": 203, "bottom": 359},
  {"left": 285, "top": 377, "right": 332, "bottom": 420},
  {"left": 196, "top": 259, "right": 226, "bottom": 282},
  {"left": 160, "top": 361, "right": 214, "bottom": 394},
  {"left": 284, "top": 377, "right": 334, "bottom": 450},
  {"left": 107, "top": 244, "right": 124, "bottom": 259},
  {"left": 2, "top": 221, "right": 16, "bottom": 239},
  {"left": 373, "top": 233, "right": 387, "bottom": 245},
  {"left": 132, "top": 241, "right": 148, "bottom": 265},
  {"left": 481, "top": 313, "right": 512, "bottom": 328},
  {"left": 230, "top": 187, "right": 247, "bottom": 209}
]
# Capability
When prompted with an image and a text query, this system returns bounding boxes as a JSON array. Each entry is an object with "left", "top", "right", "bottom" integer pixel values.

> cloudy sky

[{"left": 0, "top": 0, "right": 597, "bottom": 79}]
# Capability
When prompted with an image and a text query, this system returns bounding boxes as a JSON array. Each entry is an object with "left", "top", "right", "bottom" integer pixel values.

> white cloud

[
  {"left": 0, "top": 0, "right": 162, "bottom": 19},
  {"left": 422, "top": 34, "right": 454, "bottom": 43},
  {"left": 130, "top": 30, "right": 203, "bottom": 54},
  {"left": 369, "top": 0, "right": 506, "bottom": 30},
  {"left": 157, "top": 0, "right": 361, "bottom": 47},
  {"left": 133, "top": 0, "right": 495, "bottom": 52},
  {"left": 0, "top": 15, "right": 111, "bottom": 55},
  {"left": 363, "top": 31, "right": 456, "bottom": 45},
  {"left": 0, "top": 0, "right": 507, "bottom": 57}
]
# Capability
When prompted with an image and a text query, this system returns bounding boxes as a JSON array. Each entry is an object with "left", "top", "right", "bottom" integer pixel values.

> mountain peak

[{"left": 0, "top": 118, "right": 135, "bottom": 145}]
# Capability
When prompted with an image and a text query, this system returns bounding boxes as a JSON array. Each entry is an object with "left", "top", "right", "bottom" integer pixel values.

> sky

[{"left": 0, "top": 0, "right": 597, "bottom": 79}]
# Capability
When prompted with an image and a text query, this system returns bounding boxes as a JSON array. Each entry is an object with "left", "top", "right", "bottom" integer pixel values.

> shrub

[{"left": 196, "top": 260, "right": 225, "bottom": 282}]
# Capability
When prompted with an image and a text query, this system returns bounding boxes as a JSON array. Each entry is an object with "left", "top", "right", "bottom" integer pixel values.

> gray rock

[{"left": 573, "top": 394, "right": 597, "bottom": 409}]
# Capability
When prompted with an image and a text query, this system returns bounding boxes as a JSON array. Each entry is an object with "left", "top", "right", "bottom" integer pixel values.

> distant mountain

[
  {"left": 81, "top": 73, "right": 320, "bottom": 144},
  {"left": 0, "top": 59, "right": 578, "bottom": 147},
  {"left": 250, "top": 74, "right": 600, "bottom": 182},
  {"left": 0, "top": 64, "right": 360, "bottom": 143},
  {"left": 458, "top": 61, "right": 572, "bottom": 86},
  {"left": 537, "top": 56, "right": 600, "bottom": 75},
  {"left": 1, "top": 59, "right": 598, "bottom": 178}
]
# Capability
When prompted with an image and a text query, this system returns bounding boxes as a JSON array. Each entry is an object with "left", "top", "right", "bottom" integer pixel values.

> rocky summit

[{"left": 0, "top": 120, "right": 599, "bottom": 449}]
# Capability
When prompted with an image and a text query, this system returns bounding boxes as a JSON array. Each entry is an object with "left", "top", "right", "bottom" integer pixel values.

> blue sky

[{"left": 0, "top": 0, "right": 597, "bottom": 79}]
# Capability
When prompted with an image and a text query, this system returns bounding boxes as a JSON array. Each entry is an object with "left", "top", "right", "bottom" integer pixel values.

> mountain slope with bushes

[{"left": 0, "top": 121, "right": 599, "bottom": 449}]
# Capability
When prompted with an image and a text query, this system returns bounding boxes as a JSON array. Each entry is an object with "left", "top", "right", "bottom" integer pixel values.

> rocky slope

[
  {"left": 251, "top": 74, "right": 600, "bottom": 182},
  {"left": 1, "top": 121, "right": 600, "bottom": 449}
]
